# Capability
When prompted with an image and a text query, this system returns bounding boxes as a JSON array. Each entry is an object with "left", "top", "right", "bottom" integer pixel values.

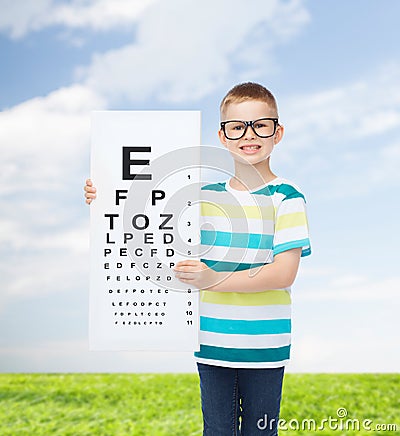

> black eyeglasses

[{"left": 220, "top": 118, "right": 279, "bottom": 140}]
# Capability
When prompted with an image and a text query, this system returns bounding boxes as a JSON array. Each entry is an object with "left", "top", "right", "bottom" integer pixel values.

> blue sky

[{"left": 1, "top": 0, "right": 399, "bottom": 372}]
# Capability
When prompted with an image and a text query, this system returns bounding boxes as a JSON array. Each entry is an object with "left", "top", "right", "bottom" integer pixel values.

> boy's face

[{"left": 218, "top": 100, "right": 283, "bottom": 166}]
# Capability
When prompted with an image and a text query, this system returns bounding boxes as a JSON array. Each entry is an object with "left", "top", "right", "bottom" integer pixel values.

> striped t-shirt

[{"left": 194, "top": 177, "right": 311, "bottom": 368}]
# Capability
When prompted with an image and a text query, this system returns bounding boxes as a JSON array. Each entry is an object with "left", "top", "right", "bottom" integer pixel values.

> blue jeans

[{"left": 197, "top": 363, "right": 284, "bottom": 436}]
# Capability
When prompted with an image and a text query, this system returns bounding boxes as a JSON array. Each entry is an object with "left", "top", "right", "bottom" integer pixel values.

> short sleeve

[{"left": 273, "top": 185, "right": 311, "bottom": 258}]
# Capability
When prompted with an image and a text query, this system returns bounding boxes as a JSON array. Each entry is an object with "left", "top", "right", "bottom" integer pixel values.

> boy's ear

[
  {"left": 274, "top": 124, "right": 284, "bottom": 145},
  {"left": 218, "top": 129, "right": 228, "bottom": 147}
]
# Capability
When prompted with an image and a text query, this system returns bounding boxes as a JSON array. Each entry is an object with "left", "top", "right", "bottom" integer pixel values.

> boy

[{"left": 85, "top": 83, "right": 311, "bottom": 435}]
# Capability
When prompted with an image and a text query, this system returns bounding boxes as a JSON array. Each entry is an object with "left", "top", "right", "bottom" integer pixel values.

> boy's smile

[
  {"left": 235, "top": 139, "right": 268, "bottom": 161},
  {"left": 239, "top": 144, "right": 262, "bottom": 154}
]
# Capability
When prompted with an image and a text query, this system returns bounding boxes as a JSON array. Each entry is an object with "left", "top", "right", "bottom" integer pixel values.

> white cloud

[
  {"left": 0, "top": 250, "right": 88, "bottom": 301},
  {"left": 298, "top": 273, "right": 400, "bottom": 302},
  {"left": 282, "top": 63, "right": 400, "bottom": 150},
  {"left": 49, "top": 0, "right": 157, "bottom": 31},
  {"left": 0, "top": 0, "right": 157, "bottom": 38},
  {"left": 0, "top": 84, "right": 105, "bottom": 193},
  {"left": 0, "top": 0, "right": 51, "bottom": 38},
  {"left": 0, "top": 215, "right": 89, "bottom": 253},
  {"left": 290, "top": 333, "right": 400, "bottom": 372},
  {"left": 82, "top": 0, "right": 310, "bottom": 104},
  {"left": 275, "top": 63, "right": 400, "bottom": 198},
  {"left": 0, "top": 84, "right": 104, "bottom": 308},
  {"left": 288, "top": 267, "right": 400, "bottom": 372},
  {"left": 369, "top": 142, "right": 400, "bottom": 183}
]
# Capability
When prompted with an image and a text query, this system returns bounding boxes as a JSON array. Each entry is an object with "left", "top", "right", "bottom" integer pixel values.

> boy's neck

[{"left": 230, "top": 160, "right": 277, "bottom": 191}]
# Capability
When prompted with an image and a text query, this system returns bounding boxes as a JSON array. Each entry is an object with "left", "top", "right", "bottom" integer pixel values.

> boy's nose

[{"left": 243, "top": 125, "right": 256, "bottom": 140}]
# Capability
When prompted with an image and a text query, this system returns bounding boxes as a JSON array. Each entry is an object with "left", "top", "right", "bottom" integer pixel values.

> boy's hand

[
  {"left": 174, "top": 260, "right": 219, "bottom": 290},
  {"left": 84, "top": 179, "right": 97, "bottom": 205}
]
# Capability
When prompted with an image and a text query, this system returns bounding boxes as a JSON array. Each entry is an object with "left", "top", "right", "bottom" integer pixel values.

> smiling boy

[{"left": 173, "top": 83, "right": 311, "bottom": 435}]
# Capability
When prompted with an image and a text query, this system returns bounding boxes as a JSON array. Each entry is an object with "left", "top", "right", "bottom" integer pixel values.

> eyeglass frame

[{"left": 220, "top": 117, "right": 279, "bottom": 140}]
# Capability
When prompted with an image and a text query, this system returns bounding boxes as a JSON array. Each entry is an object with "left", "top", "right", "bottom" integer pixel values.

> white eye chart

[{"left": 89, "top": 111, "right": 201, "bottom": 351}]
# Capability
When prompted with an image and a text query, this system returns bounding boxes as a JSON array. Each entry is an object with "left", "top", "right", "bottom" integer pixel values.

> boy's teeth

[{"left": 242, "top": 146, "right": 259, "bottom": 150}]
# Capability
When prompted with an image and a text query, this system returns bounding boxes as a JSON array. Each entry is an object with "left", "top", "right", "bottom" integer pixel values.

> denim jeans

[{"left": 197, "top": 363, "right": 284, "bottom": 436}]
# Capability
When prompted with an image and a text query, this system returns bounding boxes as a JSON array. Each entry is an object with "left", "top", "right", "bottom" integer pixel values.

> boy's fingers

[
  {"left": 84, "top": 186, "right": 96, "bottom": 193},
  {"left": 175, "top": 272, "right": 195, "bottom": 280},
  {"left": 174, "top": 265, "right": 194, "bottom": 271},
  {"left": 175, "top": 259, "right": 200, "bottom": 267},
  {"left": 84, "top": 180, "right": 95, "bottom": 205},
  {"left": 174, "top": 266, "right": 201, "bottom": 274}
]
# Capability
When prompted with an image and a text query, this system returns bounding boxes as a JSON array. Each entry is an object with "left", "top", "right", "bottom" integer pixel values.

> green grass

[
  {"left": 0, "top": 373, "right": 398, "bottom": 435},
  {"left": 279, "top": 374, "right": 399, "bottom": 435}
]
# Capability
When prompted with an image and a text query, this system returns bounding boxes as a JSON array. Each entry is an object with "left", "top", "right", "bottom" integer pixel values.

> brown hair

[{"left": 220, "top": 82, "right": 278, "bottom": 119}]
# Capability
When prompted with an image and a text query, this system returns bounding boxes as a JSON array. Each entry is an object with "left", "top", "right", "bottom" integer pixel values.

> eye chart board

[{"left": 89, "top": 111, "right": 201, "bottom": 351}]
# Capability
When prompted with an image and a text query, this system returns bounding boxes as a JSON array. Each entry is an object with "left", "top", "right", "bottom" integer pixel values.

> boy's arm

[{"left": 174, "top": 248, "right": 302, "bottom": 292}]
